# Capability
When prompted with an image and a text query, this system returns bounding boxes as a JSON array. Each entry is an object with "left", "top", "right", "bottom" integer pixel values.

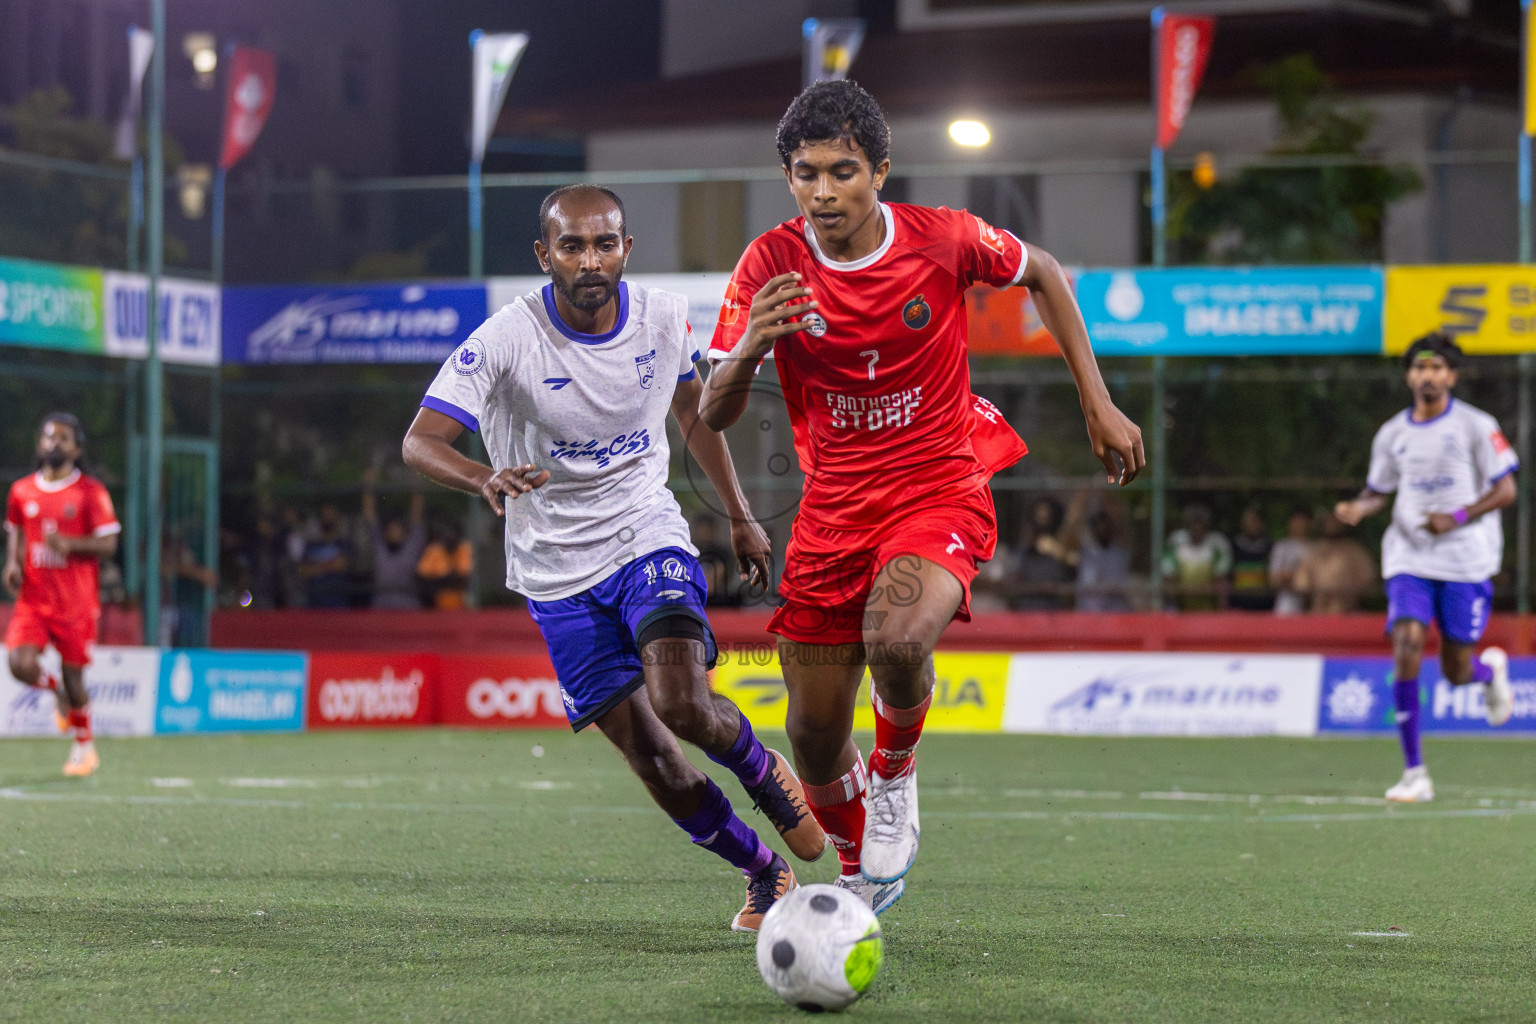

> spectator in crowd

[
  {"left": 361, "top": 468, "right": 427, "bottom": 610},
  {"left": 1161, "top": 503, "right": 1232, "bottom": 611},
  {"left": 1012, "top": 496, "right": 1074, "bottom": 610},
  {"left": 417, "top": 518, "right": 473, "bottom": 610},
  {"left": 235, "top": 511, "right": 289, "bottom": 609},
  {"left": 1294, "top": 510, "right": 1377, "bottom": 613},
  {"left": 160, "top": 528, "right": 219, "bottom": 645},
  {"left": 1229, "top": 505, "right": 1275, "bottom": 611},
  {"left": 297, "top": 503, "right": 354, "bottom": 609},
  {"left": 1268, "top": 505, "right": 1314, "bottom": 616},
  {"left": 1073, "top": 499, "right": 1133, "bottom": 613},
  {"left": 691, "top": 515, "right": 740, "bottom": 608}
]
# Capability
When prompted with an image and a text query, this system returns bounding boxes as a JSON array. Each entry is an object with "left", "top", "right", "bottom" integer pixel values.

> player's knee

[
  {"left": 647, "top": 683, "right": 710, "bottom": 743},
  {"left": 862, "top": 623, "right": 930, "bottom": 676},
  {"left": 7, "top": 648, "right": 37, "bottom": 681}
]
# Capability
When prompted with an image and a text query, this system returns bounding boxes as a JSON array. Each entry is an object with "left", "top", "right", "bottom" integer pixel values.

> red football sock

[
  {"left": 869, "top": 684, "right": 932, "bottom": 779},
  {"left": 800, "top": 754, "right": 867, "bottom": 877},
  {"left": 67, "top": 706, "right": 92, "bottom": 743}
]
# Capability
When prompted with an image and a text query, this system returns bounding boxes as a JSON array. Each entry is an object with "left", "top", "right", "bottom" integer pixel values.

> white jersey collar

[
  {"left": 803, "top": 203, "right": 895, "bottom": 273},
  {"left": 33, "top": 469, "right": 81, "bottom": 493}
]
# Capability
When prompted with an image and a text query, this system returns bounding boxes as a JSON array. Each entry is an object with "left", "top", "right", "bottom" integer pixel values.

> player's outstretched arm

[
  {"left": 1334, "top": 489, "right": 1388, "bottom": 527},
  {"left": 671, "top": 374, "right": 772, "bottom": 588},
  {"left": 698, "top": 272, "right": 816, "bottom": 432},
  {"left": 43, "top": 531, "right": 117, "bottom": 559},
  {"left": 402, "top": 408, "right": 548, "bottom": 517},
  {"left": 1020, "top": 244, "right": 1145, "bottom": 486}
]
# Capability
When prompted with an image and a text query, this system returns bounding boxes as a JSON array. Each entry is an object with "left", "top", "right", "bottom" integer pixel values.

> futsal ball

[{"left": 755, "top": 884, "right": 883, "bottom": 1012}]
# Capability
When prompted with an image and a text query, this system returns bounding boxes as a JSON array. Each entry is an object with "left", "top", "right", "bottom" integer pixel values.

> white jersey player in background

[
  {"left": 1336, "top": 332, "right": 1518, "bottom": 802},
  {"left": 402, "top": 185, "right": 826, "bottom": 931}
]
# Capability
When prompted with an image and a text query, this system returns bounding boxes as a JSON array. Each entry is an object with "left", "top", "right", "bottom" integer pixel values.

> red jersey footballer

[
  {"left": 700, "top": 82, "right": 1144, "bottom": 911},
  {"left": 4, "top": 413, "right": 120, "bottom": 777}
]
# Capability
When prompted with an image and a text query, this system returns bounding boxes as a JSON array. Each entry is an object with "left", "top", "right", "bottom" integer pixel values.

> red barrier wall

[
  {"left": 0, "top": 604, "right": 144, "bottom": 646},
  {"left": 212, "top": 607, "right": 1536, "bottom": 656}
]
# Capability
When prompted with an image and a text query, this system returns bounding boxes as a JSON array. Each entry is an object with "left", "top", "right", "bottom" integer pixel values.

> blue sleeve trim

[
  {"left": 677, "top": 369, "right": 697, "bottom": 382},
  {"left": 421, "top": 395, "right": 479, "bottom": 433},
  {"left": 1365, "top": 481, "right": 1394, "bottom": 495},
  {"left": 1489, "top": 463, "right": 1520, "bottom": 484}
]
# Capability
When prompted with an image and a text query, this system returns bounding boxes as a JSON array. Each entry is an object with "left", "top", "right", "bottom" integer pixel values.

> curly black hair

[
  {"left": 1403, "top": 330, "right": 1462, "bottom": 370},
  {"left": 775, "top": 80, "right": 890, "bottom": 170}
]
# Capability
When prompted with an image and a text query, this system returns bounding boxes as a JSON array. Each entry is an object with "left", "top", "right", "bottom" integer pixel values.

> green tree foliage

[
  {"left": 1167, "top": 55, "right": 1422, "bottom": 264},
  {"left": 0, "top": 87, "right": 187, "bottom": 267}
]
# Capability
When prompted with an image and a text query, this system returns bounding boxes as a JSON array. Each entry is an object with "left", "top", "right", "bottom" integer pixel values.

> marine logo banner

[{"left": 223, "top": 282, "right": 485, "bottom": 364}]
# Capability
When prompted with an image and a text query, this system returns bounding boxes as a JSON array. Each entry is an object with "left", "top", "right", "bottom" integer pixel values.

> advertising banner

[
  {"left": 711, "top": 648, "right": 1011, "bottom": 734},
  {"left": 965, "top": 279, "right": 1067, "bottom": 356},
  {"left": 155, "top": 649, "right": 307, "bottom": 734},
  {"left": 1318, "top": 657, "right": 1536, "bottom": 734},
  {"left": 103, "top": 272, "right": 221, "bottom": 366},
  {"left": 1, "top": 645, "right": 159, "bottom": 737},
  {"left": 1384, "top": 265, "right": 1536, "bottom": 355},
  {"left": 219, "top": 47, "right": 277, "bottom": 170},
  {"left": 1154, "top": 13, "right": 1216, "bottom": 150},
  {"left": 470, "top": 32, "right": 530, "bottom": 164},
  {"left": 1004, "top": 653, "right": 1323, "bottom": 736},
  {"left": 307, "top": 652, "right": 437, "bottom": 729},
  {"left": 1076, "top": 267, "right": 1383, "bottom": 356},
  {"left": 437, "top": 654, "right": 567, "bottom": 729},
  {"left": 0, "top": 256, "right": 103, "bottom": 353},
  {"left": 222, "top": 281, "right": 486, "bottom": 364}
]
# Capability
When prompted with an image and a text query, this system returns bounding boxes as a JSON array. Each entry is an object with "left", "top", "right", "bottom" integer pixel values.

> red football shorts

[
  {"left": 769, "top": 484, "right": 998, "bottom": 646},
  {"left": 4, "top": 601, "right": 98, "bottom": 666}
]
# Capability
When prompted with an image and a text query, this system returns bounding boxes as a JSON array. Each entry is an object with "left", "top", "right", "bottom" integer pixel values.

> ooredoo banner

[
  {"left": 307, "top": 652, "right": 436, "bottom": 729},
  {"left": 437, "top": 654, "right": 567, "bottom": 729},
  {"left": 1004, "top": 653, "right": 1323, "bottom": 736}
]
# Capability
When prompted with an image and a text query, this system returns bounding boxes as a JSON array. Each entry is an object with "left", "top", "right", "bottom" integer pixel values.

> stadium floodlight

[
  {"left": 948, "top": 119, "right": 991, "bottom": 147},
  {"left": 183, "top": 32, "right": 217, "bottom": 88}
]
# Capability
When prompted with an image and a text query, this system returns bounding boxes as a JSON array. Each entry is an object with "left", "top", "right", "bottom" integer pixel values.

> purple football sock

[
  {"left": 673, "top": 778, "right": 774, "bottom": 876},
  {"left": 1393, "top": 677, "right": 1423, "bottom": 770},
  {"left": 1470, "top": 658, "right": 1493, "bottom": 684},
  {"left": 706, "top": 711, "right": 772, "bottom": 787}
]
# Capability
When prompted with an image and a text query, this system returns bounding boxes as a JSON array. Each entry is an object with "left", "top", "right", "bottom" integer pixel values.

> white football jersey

[
  {"left": 1366, "top": 398, "right": 1519, "bottom": 583},
  {"left": 422, "top": 282, "right": 700, "bottom": 601}
]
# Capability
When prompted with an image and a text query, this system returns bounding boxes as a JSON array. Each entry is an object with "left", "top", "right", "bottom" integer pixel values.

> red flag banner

[
  {"left": 219, "top": 46, "right": 276, "bottom": 169},
  {"left": 1155, "top": 14, "right": 1215, "bottom": 150}
]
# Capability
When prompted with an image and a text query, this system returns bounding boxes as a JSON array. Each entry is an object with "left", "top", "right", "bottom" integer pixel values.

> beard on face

[
  {"left": 41, "top": 448, "right": 69, "bottom": 469},
  {"left": 552, "top": 269, "right": 616, "bottom": 313}
]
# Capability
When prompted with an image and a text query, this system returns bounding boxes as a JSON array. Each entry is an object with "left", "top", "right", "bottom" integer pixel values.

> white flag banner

[
  {"left": 802, "top": 18, "right": 865, "bottom": 89},
  {"left": 470, "top": 31, "right": 529, "bottom": 163},
  {"left": 113, "top": 26, "right": 156, "bottom": 160}
]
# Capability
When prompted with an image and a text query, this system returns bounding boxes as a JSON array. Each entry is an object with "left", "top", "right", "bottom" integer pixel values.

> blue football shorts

[
  {"left": 1384, "top": 574, "right": 1494, "bottom": 646},
  {"left": 526, "top": 547, "right": 718, "bottom": 732}
]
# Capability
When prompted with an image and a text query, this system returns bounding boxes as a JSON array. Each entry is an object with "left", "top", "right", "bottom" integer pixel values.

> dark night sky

[{"left": 395, "top": 0, "right": 661, "bottom": 175}]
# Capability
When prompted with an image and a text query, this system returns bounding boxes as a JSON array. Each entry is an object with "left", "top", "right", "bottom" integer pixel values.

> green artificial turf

[{"left": 2, "top": 730, "right": 1533, "bottom": 1023}]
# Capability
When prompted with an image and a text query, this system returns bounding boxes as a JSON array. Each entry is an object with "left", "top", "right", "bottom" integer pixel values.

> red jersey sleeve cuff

[{"left": 1005, "top": 231, "right": 1028, "bottom": 286}]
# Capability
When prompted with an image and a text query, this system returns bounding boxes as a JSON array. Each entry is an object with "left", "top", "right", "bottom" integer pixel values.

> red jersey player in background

[
  {"left": 700, "top": 81, "right": 1144, "bottom": 913},
  {"left": 4, "top": 413, "right": 120, "bottom": 777}
]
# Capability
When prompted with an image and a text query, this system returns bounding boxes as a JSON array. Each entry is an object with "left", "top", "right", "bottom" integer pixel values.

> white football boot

[
  {"left": 1385, "top": 766, "right": 1433, "bottom": 803},
  {"left": 834, "top": 872, "right": 905, "bottom": 916},
  {"left": 1480, "top": 647, "right": 1513, "bottom": 727},
  {"left": 860, "top": 765, "right": 919, "bottom": 883}
]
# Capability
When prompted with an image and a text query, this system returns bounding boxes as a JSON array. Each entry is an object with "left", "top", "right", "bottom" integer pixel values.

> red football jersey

[
  {"left": 5, "top": 470, "right": 119, "bottom": 616},
  {"left": 710, "top": 203, "right": 1028, "bottom": 528}
]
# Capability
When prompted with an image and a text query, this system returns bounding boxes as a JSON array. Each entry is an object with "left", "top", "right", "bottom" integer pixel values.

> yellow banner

[
  {"left": 711, "top": 648, "right": 1010, "bottom": 735},
  {"left": 1527, "top": 5, "right": 1536, "bottom": 136},
  {"left": 1384, "top": 265, "right": 1536, "bottom": 355}
]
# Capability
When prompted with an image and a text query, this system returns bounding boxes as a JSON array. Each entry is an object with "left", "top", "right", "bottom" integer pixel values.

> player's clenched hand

[
  {"left": 481, "top": 464, "right": 550, "bottom": 515},
  {"left": 1084, "top": 398, "right": 1145, "bottom": 487},
  {"left": 1423, "top": 512, "right": 1459, "bottom": 535},
  {"left": 730, "top": 516, "right": 773, "bottom": 592},
  {"left": 43, "top": 531, "right": 71, "bottom": 555},
  {"left": 741, "top": 272, "right": 817, "bottom": 359},
  {"left": 1334, "top": 500, "right": 1365, "bottom": 526}
]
